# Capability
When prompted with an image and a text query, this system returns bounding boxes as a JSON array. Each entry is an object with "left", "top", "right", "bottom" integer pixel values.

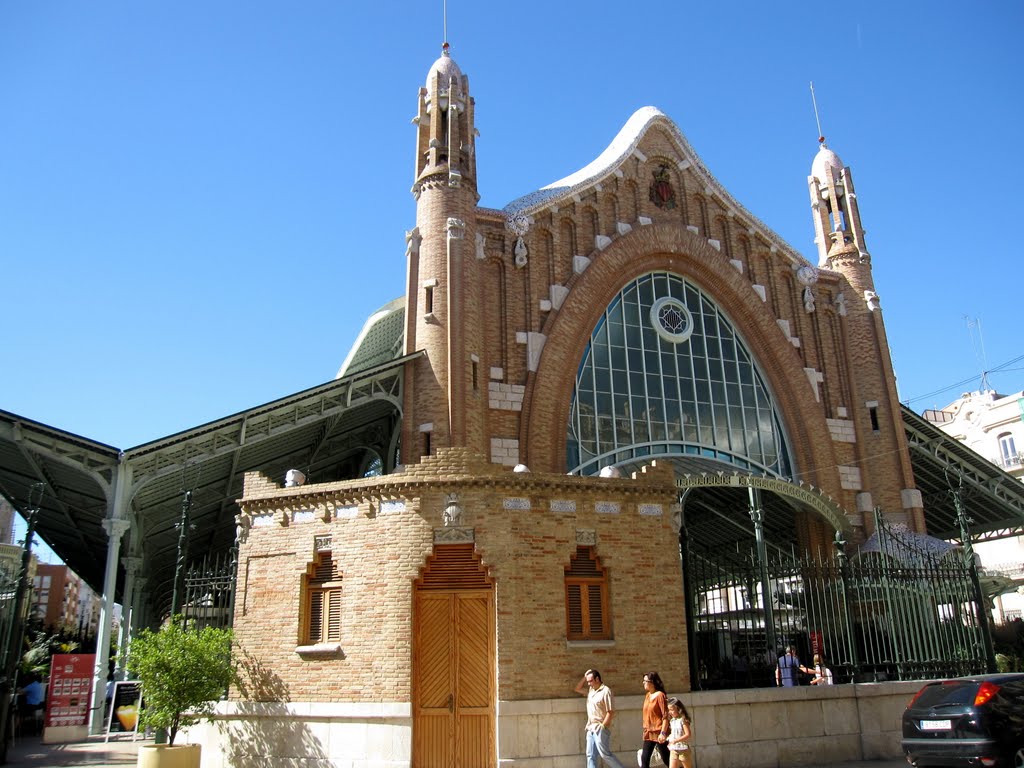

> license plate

[{"left": 920, "top": 719, "right": 952, "bottom": 731}]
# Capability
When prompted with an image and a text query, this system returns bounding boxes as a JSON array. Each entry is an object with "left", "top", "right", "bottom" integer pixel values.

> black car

[{"left": 902, "top": 673, "right": 1024, "bottom": 767}]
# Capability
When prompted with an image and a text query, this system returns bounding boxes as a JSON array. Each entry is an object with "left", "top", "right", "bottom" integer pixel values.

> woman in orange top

[{"left": 639, "top": 671, "right": 671, "bottom": 767}]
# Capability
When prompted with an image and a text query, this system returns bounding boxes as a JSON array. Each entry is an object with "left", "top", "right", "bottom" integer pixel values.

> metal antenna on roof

[
  {"left": 963, "top": 316, "right": 990, "bottom": 392},
  {"left": 810, "top": 81, "right": 826, "bottom": 146}
]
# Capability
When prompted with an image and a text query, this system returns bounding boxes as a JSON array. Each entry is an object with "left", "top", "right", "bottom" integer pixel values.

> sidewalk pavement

[
  {"left": 1, "top": 735, "right": 911, "bottom": 768},
  {"left": 5, "top": 734, "right": 144, "bottom": 766}
]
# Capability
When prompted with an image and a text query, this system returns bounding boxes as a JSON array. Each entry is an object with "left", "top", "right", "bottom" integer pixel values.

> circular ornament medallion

[{"left": 650, "top": 297, "right": 694, "bottom": 343}]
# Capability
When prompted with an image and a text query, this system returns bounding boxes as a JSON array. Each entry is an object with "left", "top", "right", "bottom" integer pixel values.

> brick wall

[{"left": 232, "top": 451, "right": 684, "bottom": 704}]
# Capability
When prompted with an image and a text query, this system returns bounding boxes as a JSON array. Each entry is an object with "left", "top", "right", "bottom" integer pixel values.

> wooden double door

[{"left": 412, "top": 544, "right": 495, "bottom": 768}]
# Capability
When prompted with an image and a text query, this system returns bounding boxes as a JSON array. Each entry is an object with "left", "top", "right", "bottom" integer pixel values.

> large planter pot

[{"left": 137, "top": 743, "right": 201, "bottom": 768}]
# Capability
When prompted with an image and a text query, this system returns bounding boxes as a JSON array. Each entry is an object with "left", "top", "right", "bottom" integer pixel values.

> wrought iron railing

[
  {"left": 687, "top": 523, "right": 987, "bottom": 689},
  {"left": 180, "top": 549, "right": 236, "bottom": 631}
]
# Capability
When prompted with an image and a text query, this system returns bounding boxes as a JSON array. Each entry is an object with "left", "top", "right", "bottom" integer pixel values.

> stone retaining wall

[{"left": 185, "top": 680, "right": 917, "bottom": 767}]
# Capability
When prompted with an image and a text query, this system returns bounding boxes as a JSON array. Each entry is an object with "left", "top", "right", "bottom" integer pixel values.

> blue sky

[{"left": 2, "top": 2, "right": 1022, "bottom": 452}]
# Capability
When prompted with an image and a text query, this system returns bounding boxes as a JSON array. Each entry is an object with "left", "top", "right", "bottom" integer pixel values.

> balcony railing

[{"left": 996, "top": 452, "right": 1024, "bottom": 471}]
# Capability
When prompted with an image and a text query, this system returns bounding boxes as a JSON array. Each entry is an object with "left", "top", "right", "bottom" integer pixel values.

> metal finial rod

[
  {"left": 443, "top": 0, "right": 448, "bottom": 48},
  {"left": 810, "top": 81, "right": 825, "bottom": 144}
]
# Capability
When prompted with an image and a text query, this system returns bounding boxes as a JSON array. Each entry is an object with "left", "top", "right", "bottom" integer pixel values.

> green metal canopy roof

[{"left": 0, "top": 351, "right": 417, "bottom": 619}]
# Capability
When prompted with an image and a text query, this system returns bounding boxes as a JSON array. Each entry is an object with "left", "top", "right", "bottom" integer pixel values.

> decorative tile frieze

[
  {"left": 314, "top": 535, "right": 332, "bottom": 551},
  {"left": 291, "top": 509, "right": 315, "bottom": 524},
  {"left": 550, "top": 499, "right": 576, "bottom": 513},
  {"left": 638, "top": 504, "right": 663, "bottom": 517},
  {"left": 335, "top": 505, "right": 359, "bottom": 519},
  {"left": 595, "top": 501, "right": 620, "bottom": 515},
  {"left": 503, "top": 497, "right": 531, "bottom": 510},
  {"left": 252, "top": 514, "right": 275, "bottom": 528},
  {"left": 379, "top": 500, "right": 406, "bottom": 514}
]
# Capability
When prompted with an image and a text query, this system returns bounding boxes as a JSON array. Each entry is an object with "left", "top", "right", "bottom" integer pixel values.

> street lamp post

[
  {"left": 169, "top": 490, "right": 193, "bottom": 621},
  {"left": 0, "top": 483, "right": 43, "bottom": 763}
]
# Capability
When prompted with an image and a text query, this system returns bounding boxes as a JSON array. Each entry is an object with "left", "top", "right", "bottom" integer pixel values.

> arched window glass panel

[{"left": 567, "top": 272, "right": 793, "bottom": 477}]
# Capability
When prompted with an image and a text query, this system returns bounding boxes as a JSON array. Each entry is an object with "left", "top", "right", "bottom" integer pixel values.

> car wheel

[{"left": 1012, "top": 745, "right": 1024, "bottom": 768}]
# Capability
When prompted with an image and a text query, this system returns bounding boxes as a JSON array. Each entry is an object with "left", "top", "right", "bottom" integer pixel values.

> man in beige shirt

[{"left": 575, "top": 669, "right": 626, "bottom": 768}]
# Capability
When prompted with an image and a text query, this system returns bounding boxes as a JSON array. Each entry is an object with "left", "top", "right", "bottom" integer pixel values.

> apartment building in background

[{"left": 925, "top": 388, "right": 1024, "bottom": 622}]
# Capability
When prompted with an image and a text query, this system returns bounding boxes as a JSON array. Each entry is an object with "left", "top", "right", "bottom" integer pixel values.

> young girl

[
  {"left": 665, "top": 697, "right": 693, "bottom": 768},
  {"left": 810, "top": 654, "right": 833, "bottom": 685}
]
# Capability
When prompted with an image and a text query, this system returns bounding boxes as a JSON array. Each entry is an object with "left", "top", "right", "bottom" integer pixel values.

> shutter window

[
  {"left": 564, "top": 546, "right": 611, "bottom": 640},
  {"left": 304, "top": 551, "right": 343, "bottom": 644}
]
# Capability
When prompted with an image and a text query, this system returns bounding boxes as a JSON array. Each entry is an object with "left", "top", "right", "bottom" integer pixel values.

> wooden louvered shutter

[
  {"left": 564, "top": 546, "right": 611, "bottom": 640},
  {"left": 306, "top": 551, "right": 343, "bottom": 644},
  {"left": 566, "top": 583, "right": 584, "bottom": 636}
]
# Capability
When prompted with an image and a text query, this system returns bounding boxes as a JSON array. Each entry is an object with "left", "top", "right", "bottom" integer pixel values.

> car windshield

[{"left": 912, "top": 681, "right": 980, "bottom": 709}]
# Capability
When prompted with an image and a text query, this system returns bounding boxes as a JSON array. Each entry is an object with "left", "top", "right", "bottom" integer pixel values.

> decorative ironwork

[
  {"left": 181, "top": 549, "right": 237, "bottom": 631},
  {"left": 686, "top": 512, "right": 988, "bottom": 690}
]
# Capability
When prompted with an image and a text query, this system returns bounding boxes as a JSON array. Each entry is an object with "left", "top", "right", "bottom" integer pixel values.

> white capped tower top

[
  {"left": 811, "top": 143, "right": 844, "bottom": 184},
  {"left": 425, "top": 43, "right": 463, "bottom": 93}
]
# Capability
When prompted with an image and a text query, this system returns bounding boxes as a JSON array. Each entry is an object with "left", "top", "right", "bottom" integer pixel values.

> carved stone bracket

[
  {"left": 405, "top": 227, "right": 421, "bottom": 258},
  {"left": 447, "top": 217, "right": 465, "bottom": 241}
]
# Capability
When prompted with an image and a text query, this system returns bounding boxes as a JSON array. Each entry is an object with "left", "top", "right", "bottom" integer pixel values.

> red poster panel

[
  {"left": 45, "top": 653, "right": 95, "bottom": 728},
  {"left": 809, "top": 631, "right": 824, "bottom": 656}
]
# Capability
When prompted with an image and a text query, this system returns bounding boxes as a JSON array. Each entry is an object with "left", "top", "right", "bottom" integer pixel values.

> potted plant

[{"left": 125, "top": 618, "right": 234, "bottom": 768}]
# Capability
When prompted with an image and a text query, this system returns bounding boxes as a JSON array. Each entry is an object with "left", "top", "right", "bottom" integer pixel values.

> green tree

[{"left": 125, "top": 619, "right": 234, "bottom": 745}]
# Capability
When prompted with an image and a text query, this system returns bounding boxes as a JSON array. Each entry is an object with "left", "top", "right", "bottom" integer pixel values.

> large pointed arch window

[{"left": 567, "top": 272, "right": 793, "bottom": 477}]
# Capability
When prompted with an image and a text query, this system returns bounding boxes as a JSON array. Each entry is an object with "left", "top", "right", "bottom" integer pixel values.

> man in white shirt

[{"left": 575, "top": 669, "right": 626, "bottom": 768}]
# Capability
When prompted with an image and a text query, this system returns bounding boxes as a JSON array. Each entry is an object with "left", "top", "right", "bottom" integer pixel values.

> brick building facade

[{"left": 202, "top": 45, "right": 924, "bottom": 767}]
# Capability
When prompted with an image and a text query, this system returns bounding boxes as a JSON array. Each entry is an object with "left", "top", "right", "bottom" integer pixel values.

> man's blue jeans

[{"left": 586, "top": 724, "right": 626, "bottom": 768}]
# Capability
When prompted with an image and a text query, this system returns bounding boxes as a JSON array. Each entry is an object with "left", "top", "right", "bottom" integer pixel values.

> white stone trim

[{"left": 827, "top": 418, "right": 856, "bottom": 443}]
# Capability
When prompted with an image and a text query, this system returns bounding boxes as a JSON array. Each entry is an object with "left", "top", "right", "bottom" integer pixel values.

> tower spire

[
  {"left": 806, "top": 117, "right": 868, "bottom": 270},
  {"left": 810, "top": 81, "right": 826, "bottom": 146}
]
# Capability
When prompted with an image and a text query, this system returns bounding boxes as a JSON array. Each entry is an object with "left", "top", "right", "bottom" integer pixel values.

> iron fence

[{"left": 688, "top": 524, "right": 987, "bottom": 689}]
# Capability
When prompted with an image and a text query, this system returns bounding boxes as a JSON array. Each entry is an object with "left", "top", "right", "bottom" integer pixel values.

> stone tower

[
  {"left": 402, "top": 43, "right": 487, "bottom": 464},
  {"left": 808, "top": 139, "right": 923, "bottom": 531}
]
